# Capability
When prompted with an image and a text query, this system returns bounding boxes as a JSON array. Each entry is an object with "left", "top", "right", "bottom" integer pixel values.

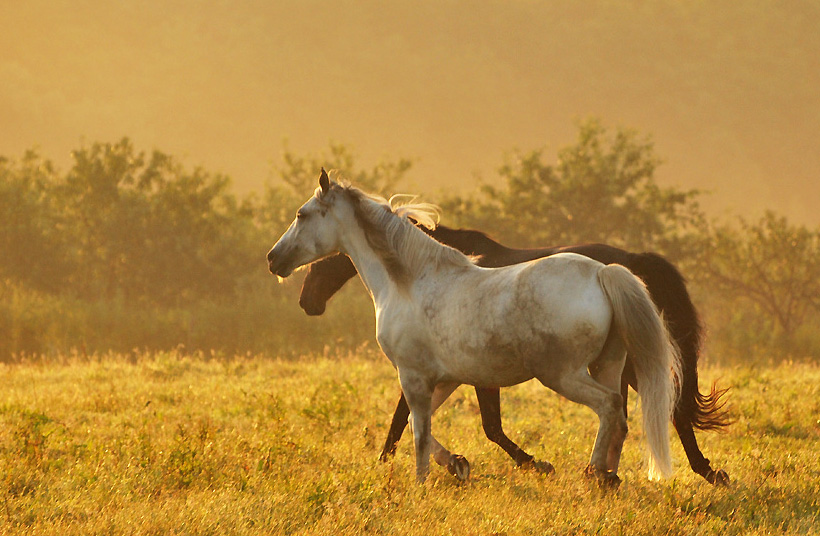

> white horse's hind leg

[
  {"left": 543, "top": 369, "right": 624, "bottom": 484},
  {"left": 589, "top": 331, "right": 629, "bottom": 473}
]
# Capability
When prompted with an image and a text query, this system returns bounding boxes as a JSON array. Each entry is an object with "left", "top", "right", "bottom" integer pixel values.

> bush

[{"left": 2, "top": 127, "right": 819, "bottom": 362}]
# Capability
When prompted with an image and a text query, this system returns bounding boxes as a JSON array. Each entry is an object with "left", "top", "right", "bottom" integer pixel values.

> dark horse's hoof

[
  {"left": 520, "top": 459, "right": 556, "bottom": 476},
  {"left": 447, "top": 454, "right": 471, "bottom": 481},
  {"left": 378, "top": 442, "right": 398, "bottom": 462},
  {"left": 706, "top": 468, "right": 730, "bottom": 486},
  {"left": 584, "top": 465, "right": 621, "bottom": 490}
]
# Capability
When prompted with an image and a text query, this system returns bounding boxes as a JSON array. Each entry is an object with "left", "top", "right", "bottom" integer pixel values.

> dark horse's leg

[
  {"left": 379, "top": 388, "right": 553, "bottom": 476},
  {"left": 620, "top": 361, "right": 729, "bottom": 485},
  {"left": 626, "top": 252, "right": 730, "bottom": 485},
  {"left": 475, "top": 387, "right": 554, "bottom": 474},
  {"left": 379, "top": 393, "right": 411, "bottom": 461}
]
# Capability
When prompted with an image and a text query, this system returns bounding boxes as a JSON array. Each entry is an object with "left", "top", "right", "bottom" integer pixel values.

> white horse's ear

[{"left": 319, "top": 168, "right": 330, "bottom": 193}]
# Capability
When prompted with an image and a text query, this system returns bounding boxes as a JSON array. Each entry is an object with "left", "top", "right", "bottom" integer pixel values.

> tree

[
  {"left": 257, "top": 142, "right": 414, "bottom": 235},
  {"left": 50, "top": 138, "right": 259, "bottom": 306},
  {"left": 0, "top": 151, "right": 66, "bottom": 291},
  {"left": 695, "top": 211, "right": 820, "bottom": 341},
  {"left": 439, "top": 118, "right": 704, "bottom": 258}
]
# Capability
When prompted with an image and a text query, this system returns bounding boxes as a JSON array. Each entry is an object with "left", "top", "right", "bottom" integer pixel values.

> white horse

[{"left": 267, "top": 170, "right": 682, "bottom": 486}]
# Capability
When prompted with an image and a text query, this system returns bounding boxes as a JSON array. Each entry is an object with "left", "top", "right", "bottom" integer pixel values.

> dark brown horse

[{"left": 299, "top": 224, "right": 731, "bottom": 485}]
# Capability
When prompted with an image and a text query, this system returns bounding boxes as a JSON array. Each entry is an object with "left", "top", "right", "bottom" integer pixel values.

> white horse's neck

[
  {"left": 331, "top": 187, "right": 474, "bottom": 306},
  {"left": 338, "top": 222, "right": 401, "bottom": 306}
]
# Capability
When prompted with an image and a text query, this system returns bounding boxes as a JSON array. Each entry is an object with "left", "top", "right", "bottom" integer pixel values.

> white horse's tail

[{"left": 598, "top": 264, "right": 683, "bottom": 480}]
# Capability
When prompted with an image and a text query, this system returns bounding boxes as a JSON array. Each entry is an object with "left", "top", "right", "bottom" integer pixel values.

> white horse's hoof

[
  {"left": 447, "top": 454, "right": 470, "bottom": 481},
  {"left": 584, "top": 464, "right": 621, "bottom": 489}
]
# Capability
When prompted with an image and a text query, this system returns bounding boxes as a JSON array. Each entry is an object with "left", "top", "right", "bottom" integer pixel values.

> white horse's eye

[{"left": 296, "top": 211, "right": 308, "bottom": 220}]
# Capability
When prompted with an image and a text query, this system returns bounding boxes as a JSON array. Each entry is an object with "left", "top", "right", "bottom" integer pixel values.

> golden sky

[{"left": 2, "top": 1, "right": 818, "bottom": 223}]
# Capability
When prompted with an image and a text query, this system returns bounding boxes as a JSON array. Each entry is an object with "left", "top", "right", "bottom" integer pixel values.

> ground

[{"left": 1, "top": 348, "right": 818, "bottom": 535}]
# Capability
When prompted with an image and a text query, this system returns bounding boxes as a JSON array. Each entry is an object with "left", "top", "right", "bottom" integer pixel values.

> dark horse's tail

[{"left": 629, "top": 252, "right": 731, "bottom": 431}]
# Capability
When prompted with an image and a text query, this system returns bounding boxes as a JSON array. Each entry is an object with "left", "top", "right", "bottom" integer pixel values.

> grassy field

[{"left": 1, "top": 348, "right": 819, "bottom": 535}]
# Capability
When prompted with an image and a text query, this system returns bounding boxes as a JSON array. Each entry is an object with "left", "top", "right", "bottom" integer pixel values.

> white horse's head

[{"left": 267, "top": 169, "right": 348, "bottom": 278}]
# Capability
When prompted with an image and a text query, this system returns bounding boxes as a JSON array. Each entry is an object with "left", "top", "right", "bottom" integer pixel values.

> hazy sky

[{"left": 3, "top": 1, "right": 819, "bottom": 223}]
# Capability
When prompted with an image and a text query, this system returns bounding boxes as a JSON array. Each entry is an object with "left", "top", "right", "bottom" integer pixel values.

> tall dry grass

[{"left": 1, "top": 349, "right": 818, "bottom": 534}]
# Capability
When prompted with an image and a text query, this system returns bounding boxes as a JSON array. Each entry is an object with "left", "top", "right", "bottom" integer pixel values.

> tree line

[{"left": 2, "top": 120, "right": 818, "bottom": 361}]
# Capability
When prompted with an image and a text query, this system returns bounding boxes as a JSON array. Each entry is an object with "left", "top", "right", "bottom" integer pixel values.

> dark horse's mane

[{"left": 298, "top": 222, "right": 731, "bottom": 484}]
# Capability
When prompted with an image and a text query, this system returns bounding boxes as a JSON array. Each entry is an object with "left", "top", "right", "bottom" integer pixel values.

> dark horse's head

[{"left": 298, "top": 253, "right": 358, "bottom": 315}]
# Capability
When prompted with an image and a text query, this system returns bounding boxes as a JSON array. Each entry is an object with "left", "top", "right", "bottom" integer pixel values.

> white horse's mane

[{"left": 329, "top": 183, "right": 474, "bottom": 284}]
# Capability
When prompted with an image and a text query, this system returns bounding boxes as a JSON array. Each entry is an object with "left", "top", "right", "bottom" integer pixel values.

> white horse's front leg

[
  {"left": 430, "top": 384, "right": 461, "bottom": 467},
  {"left": 428, "top": 382, "right": 470, "bottom": 481},
  {"left": 399, "top": 372, "right": 434, "bottom": 483}
]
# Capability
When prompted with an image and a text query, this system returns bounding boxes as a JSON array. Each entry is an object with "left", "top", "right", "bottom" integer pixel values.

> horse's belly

[
  {"left": 438, "top": 352, "right": 535, "bottom": 388},
  {"left": 433, "top": 327, "right": 594, "bottom": 388},
  {"left": 429, "top": 290, "right": 612, "bottom": 387}
]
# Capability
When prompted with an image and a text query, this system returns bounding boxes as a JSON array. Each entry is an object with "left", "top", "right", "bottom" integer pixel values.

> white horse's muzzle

[{"left": 266, "top": 245, "right": 296, "bottom": 278}]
